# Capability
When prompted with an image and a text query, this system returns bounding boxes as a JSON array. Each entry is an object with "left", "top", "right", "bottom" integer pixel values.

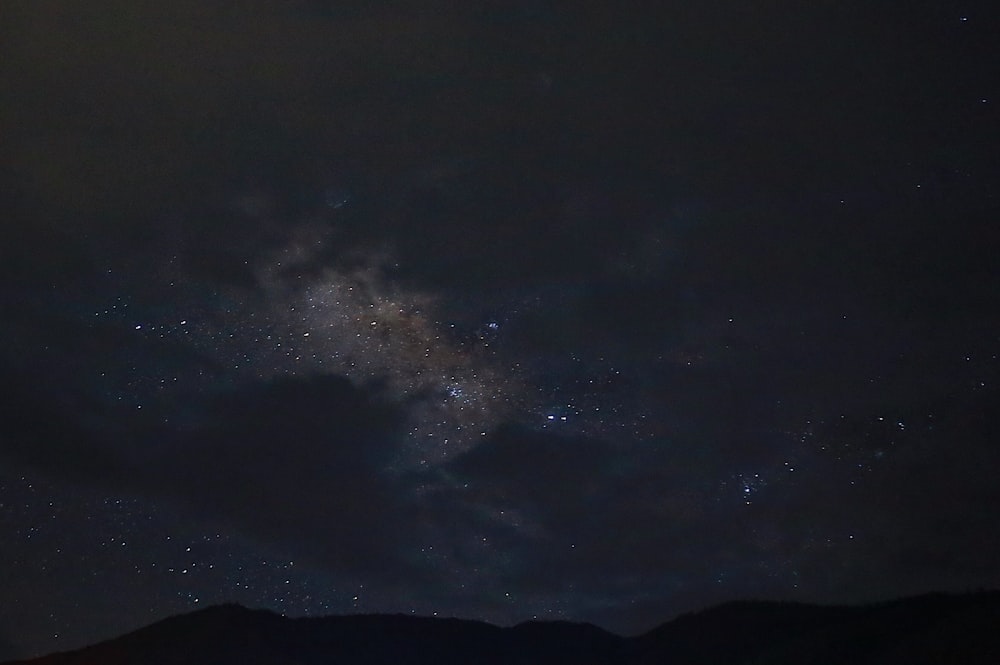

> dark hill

[
  {"left": 5, "top": 592, "right": 1000, "bottom": 665},
  {"left": 2, "top": 605, "right": 622, "bottom": 665},
  {"left": 632, "top": 591, "right": 1000, "bottom": 664}
]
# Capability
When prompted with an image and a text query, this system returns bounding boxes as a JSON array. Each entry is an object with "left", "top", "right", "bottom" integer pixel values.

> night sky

[{"left": 1, "top": 1, "right": 999, "bottom": 659}]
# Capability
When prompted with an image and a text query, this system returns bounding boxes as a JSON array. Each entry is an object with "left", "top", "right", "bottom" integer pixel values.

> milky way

[
  {"left": 202, "top": 220, "right": 530, "bottom": 467},
  {"left": 93, "top": 199, "right": 668, "bottom": 474}
]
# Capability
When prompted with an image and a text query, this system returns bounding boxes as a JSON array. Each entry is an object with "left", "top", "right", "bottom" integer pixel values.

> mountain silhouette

[{"left": 5, "top": 591, "right": 999, "bottom": 665}]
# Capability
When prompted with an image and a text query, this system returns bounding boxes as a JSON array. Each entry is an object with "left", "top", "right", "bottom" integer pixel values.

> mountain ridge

[{"left": 6, "top": 591, "right": 999, "bottom": 664}]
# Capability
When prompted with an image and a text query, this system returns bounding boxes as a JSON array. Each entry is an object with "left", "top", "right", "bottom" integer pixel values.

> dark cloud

[
  {"left": 150, "top": 375, "right": 416, "bottom": 573},
  {"left": 0, "top": 363, "right": 132, "bottom": 486},
  {"left": 0, "top": 356, "right": 423, "bottom": 576},
  {"left": 440, "top": 427, "right": 720, "bottom": 596}
]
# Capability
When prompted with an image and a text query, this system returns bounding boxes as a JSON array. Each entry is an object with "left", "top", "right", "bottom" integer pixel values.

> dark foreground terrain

[{"left": 6, "top": 591, "right": 999, "bottom": 664}]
